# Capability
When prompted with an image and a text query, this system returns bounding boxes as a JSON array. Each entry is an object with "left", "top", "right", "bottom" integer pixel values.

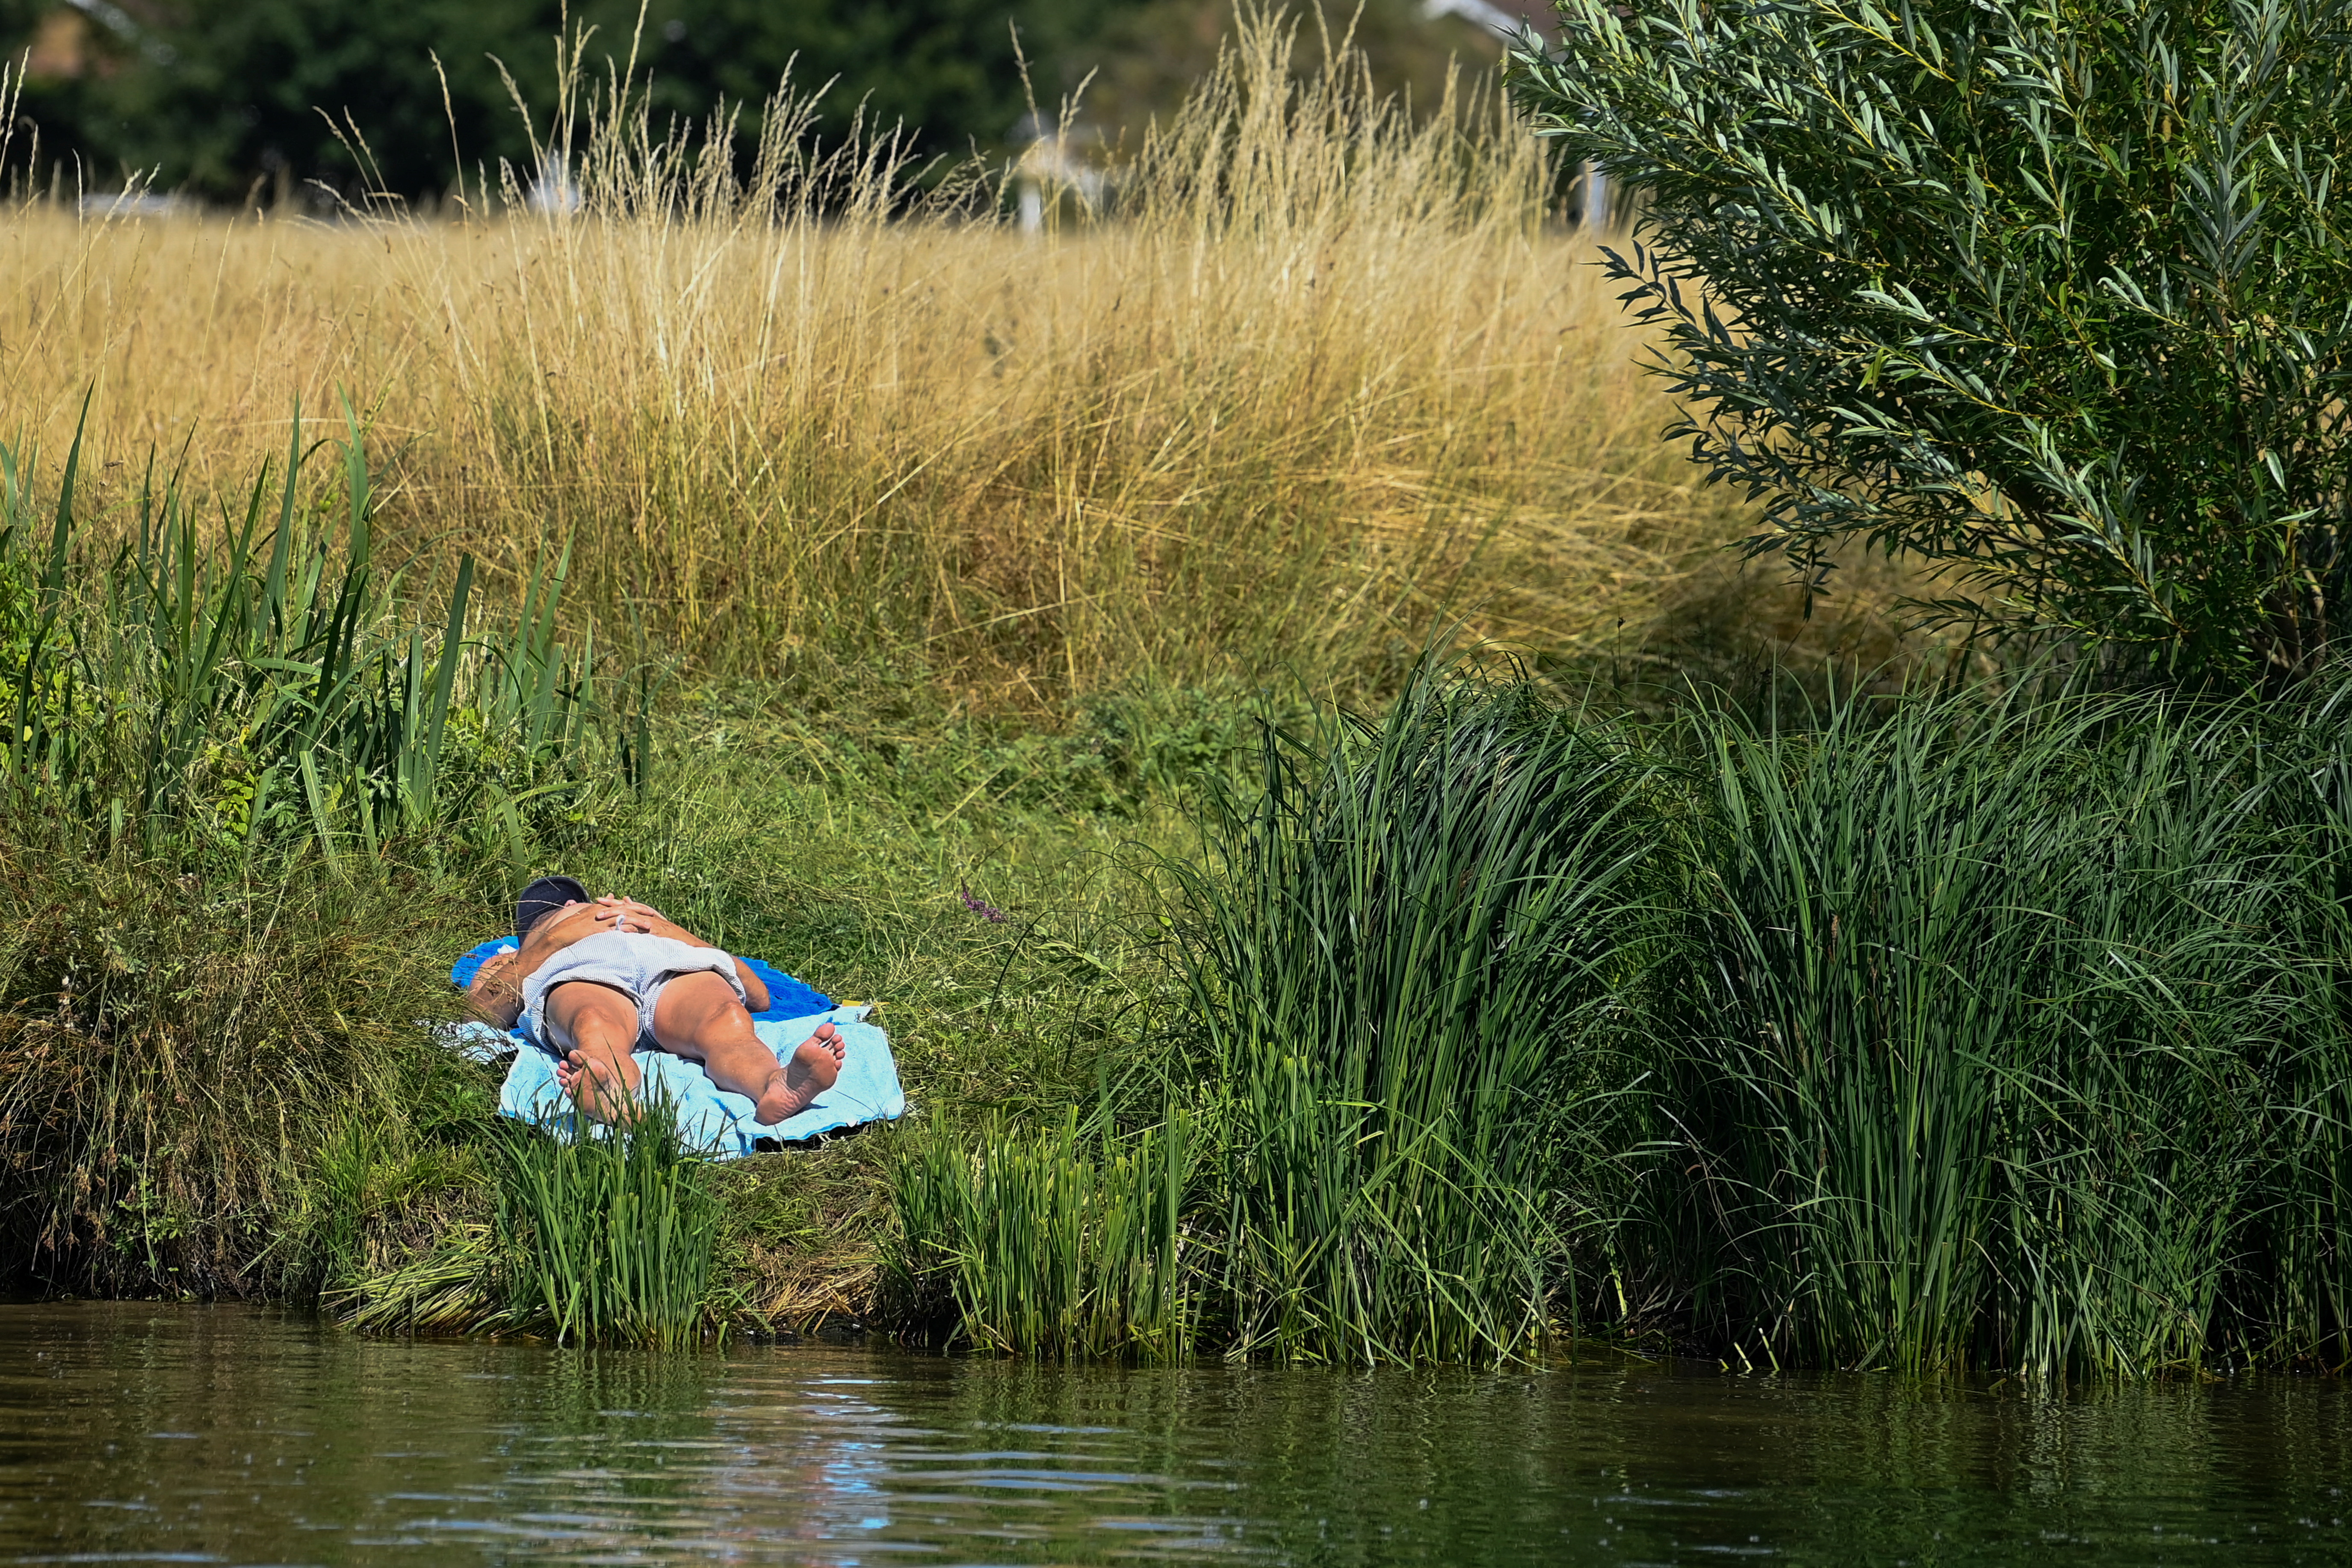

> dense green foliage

[
  {"left": 492, "top": 1100, "right": 726, "bottom": 1347},
  {"left": 1508, "top": 1, "right": 2352, "bottom": 681},
  {"left": 0, "top": 409, "right": 1188, "bottom": 1317},
  {"left": 1671, "top": 683, "right": 2352, "bottom": 1374},
  {"left": 891, "top": 676, "right": 1668, "bottom": 1362},
  {"left": 0, "top": 402, "right": 621, "bottom": 863},
  {"left": 896, "top": 662, "right": 2352, "bottom": 1375}
]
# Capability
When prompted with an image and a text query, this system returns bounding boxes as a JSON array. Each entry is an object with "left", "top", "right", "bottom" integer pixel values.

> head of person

[
  {"left": 470, "top": 948, "right": 517, "bottom": 995},
  {"left": 515, "top": 874, "right": 591, "bottom": 942}
]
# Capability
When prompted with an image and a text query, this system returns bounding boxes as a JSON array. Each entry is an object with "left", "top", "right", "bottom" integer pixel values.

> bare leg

[
  {"left": 545, "top": 980, "right": 644, "bottom": 1124},
  {"left": 650, "top": 970, "right": 843, "bottom": 1124}
]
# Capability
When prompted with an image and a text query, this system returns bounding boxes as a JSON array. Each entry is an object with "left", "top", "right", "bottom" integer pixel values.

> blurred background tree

[{"left": 0, "top": 0, "right": 1518, "bottom": 203}]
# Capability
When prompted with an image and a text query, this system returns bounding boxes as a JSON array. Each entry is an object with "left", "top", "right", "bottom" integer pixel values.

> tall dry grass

[{"left": 0, "top": 14, "right": 1807, "bottom": 702}]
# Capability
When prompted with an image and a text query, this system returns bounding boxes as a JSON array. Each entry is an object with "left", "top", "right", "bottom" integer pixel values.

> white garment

[{"left": 519, "top": 930, "right": 743, "bottom": 1051}]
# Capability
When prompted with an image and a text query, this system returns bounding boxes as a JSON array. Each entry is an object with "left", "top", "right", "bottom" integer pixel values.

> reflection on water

[{"left": 0, "top": 1303, "right": 2345, "bottom": 1564}]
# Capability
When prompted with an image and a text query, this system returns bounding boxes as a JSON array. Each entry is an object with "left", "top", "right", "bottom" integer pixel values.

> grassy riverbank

[
  {"left": 881, "top": 667, "right": 2352, "bottom": 1378},
  {"left": 2, "top": 404, "right": 2343, "bottom": 1374},
  {"left": 21, "top": 14, "right": 2327, "bottom": 1379},
  {"left": 0, "top": 15, "right": 1875, "bottom": 1331}
]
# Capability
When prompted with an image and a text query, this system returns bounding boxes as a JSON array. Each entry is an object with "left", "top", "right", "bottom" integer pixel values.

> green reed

[
  {"left": 891, "top": 667, "right": 1670, "bottom": 1364},
  {"left": 1663, "top": 679, "right": 2352, "bottom": 1376},
  {"left": 889, "top": 662, "right": 2352, "bottom": 1375},
  {"left": 2256, "top": 679, "right": 2352, "bottom": 1370},
  {"left": 0, "top": 397, "right": 645, "bottom": 1297},
  {"left": 0, "top": 396, "right": 625, "bottom": 867},
  {"left": 492, "top": 1098, "right": 724, "bottom": 1349},
  {"left": 1158, "top": 670, "right": 1670, "bottom": 1362},
  {"left": 884, "top": 1106, "right": 1194, "bottom": 1359}
]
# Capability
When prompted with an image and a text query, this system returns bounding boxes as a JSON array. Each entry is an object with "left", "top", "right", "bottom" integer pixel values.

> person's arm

[
  {"left": 599, "top": 897, "right": 771, "bottom": 1012},
  {"left": 468, "top": 902, "right": 624, "bottom": 1028},
  {"left": 729, "top": 955, "right": 772, "bottom": 1013}
]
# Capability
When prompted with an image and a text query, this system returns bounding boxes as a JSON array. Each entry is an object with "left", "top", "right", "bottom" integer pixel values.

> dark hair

[{"left": 515, "top": 874, "right": 590, "bottom": 941}]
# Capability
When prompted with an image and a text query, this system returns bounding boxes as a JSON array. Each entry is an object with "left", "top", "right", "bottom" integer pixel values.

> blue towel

[{"left": 444, "top": 939, "right": 907, "bottom": 1156}]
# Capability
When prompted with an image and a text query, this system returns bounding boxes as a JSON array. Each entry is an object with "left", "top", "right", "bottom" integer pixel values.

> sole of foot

[
  {"left": 754, "top": 1021, "right": 845, "bottom": 1124},
  {"left": 556, "top": 1048, "right": 641, "bottom": 1124}
]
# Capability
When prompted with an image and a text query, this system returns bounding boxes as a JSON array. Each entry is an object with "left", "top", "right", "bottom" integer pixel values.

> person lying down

[{"left": 466, "top": 874, "right": 844, "bottom": 1125}]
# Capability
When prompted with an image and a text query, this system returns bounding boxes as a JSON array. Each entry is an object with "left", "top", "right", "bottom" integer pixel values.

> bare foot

[
  {"left": 555, "top": 1049, "right": 638, "bottom": 1124},
  {"left": 753, "top": 1022, "right": 845, "bottom": 1123}
]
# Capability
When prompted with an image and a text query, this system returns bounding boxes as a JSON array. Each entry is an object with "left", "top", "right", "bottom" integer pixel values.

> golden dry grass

[{"left": 0, "top": 15, "right": 1893, "bottom": 702}]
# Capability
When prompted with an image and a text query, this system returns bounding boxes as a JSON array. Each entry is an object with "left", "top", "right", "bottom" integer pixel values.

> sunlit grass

[
  {"left": 0, "top": 13, "right": 1794, "bottom": 703},
  {"left": 0, "top": 13, "right": 2007, "bottom": 1359},
  {"left": 491, "top": 1098, "right": 727, "bottom": 1348}
]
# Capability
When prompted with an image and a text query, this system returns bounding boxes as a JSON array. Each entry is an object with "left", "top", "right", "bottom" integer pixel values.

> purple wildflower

[{"left": 960, "top": 883, "right": 1007, "bottom": 924}]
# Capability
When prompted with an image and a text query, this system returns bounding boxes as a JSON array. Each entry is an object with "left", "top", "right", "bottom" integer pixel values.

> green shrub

[
  {"left": 0, "top": 399, "right": 649, "bottom": 1296},
  {"left": 0, "top": 851, "right": 485, "bottom": 1295},
  {"left": 1510, "top": 1, "right": 2352, "bottom": 680}
]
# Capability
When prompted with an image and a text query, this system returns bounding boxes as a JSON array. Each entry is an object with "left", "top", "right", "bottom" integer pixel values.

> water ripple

[{"left": 0, "top": 1305, "right": 2347, "bottom": 1565}]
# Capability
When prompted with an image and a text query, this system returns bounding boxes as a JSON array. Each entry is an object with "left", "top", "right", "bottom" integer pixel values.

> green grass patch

[{"left": 491, "top": 1100, "right": 727, "bottom": 1349}]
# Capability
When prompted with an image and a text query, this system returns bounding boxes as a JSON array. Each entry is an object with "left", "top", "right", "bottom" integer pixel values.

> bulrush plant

[
  {"left": 1166, "top": 667, "right": 1669, "bottom": 1361},
  {"left": 1658, "top": 678, "right": 2352, "bottom": 1376},
  {"left": 890, "top": 663, "right": 1675, "bottom": 1363},
  {"left": 883, "top": 1107, "right": 1194, "bottom": 1359},
  {"left": 0, "top": 402, "right": 634, "bottom": 1295},
  {"left": 491, "top": 1098, "right": 728, "bottom": 1349},
  {"left": 0, "top": 10, "right": 1768, "bottom": 703},
  {"left": 0, "top": 401, "right": 624, "bottom": 864},
  {"left": 885, "top": 663, "right": 2352, "bottom": 1376}
]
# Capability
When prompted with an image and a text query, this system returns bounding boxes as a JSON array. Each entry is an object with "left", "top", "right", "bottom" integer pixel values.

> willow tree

[{"left": 1510, "top": 1, "right": 2352, "bottom": 682}]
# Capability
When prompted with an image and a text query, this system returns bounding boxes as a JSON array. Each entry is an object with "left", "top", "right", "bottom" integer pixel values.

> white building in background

[
  {"left": 1419, "top": 0, "right": 1523, "bottom": 34},
  {"left": 1418, "top": 0, "right": 1607, "bottom": 231},
  {"left": 1421, "top": 0, "right": 1609, "bottom": 230},
  {"left": 526, "top": 151, "right": 582, "bottom": 216},
  {"left": 1010, "top": 1, "right": 1605, "bottom": 235},
  {"left": 1011, "top": 113, "right": 1109, "bottom": 235}
]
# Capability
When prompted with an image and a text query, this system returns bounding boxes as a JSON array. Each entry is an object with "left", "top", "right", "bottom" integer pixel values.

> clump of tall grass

[
  {"left": 1603, "top": 673, "right": 2352, "bottom": 1376},
  {"left": 1163, "top": 667, "right": 1669, "bottom": 1361},
  {"left": 883, "top": 1107, "right": 1194, "bottom": 1358},
  {"left": 0, "top": 401, "right": 648, "bottom": 1294},
  {"left": 0, "top": 399, "right": 632, "bottom": 864},
  {"left": 0, "top": 10, "right": 1785, "bottom": 703},
  {"left": 889, "top": 661, "right": 2352, "bottom": 1376},
  {"left": 889, "top": 663, "right": 1672, "bottom": 1362},
  {"left": 1664, "top": 685, "right": 2331, "bottom": 1374},
  {"left": 492, "top": 1098, "right": 727, "bottom": 1349},
  {"left": 319, "top": 1096, "right": 732, "bottom": 1346}
]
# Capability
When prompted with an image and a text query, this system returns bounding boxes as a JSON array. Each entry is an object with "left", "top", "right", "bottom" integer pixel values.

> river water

[{"left": 0, "top": 1302, "right": 2346, "bottom": 1564}]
